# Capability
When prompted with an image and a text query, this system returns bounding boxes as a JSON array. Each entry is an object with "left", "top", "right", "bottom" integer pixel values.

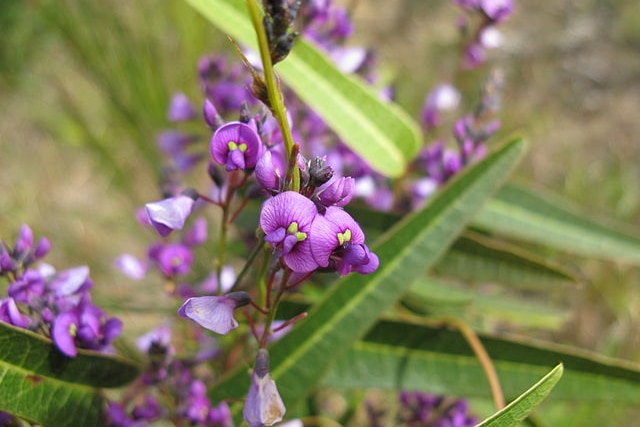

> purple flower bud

[
  {"left": 0, "top": 251, "right": 15, "bottom": 273},
  {"left": 255, "top": 149, "right": 286, "bottom": 191},
  {"left": 14, "top": 224, "right": 34, "bottom": 255},
  {"left": 463, "top": 43, "right": 486, "bottom": 69},
  {"left": 168, "top": 92, "right": 197, "bottom": 122},
  {"left": 209, "top": 401, "right": 233, "bottom": 426},
  {"left": 243, "top": 349, "right": 286, "bottom": 427},
  {"left": 317, "top": 176, "right": 354, "bottom": 207},
  {"left": 115, "top": 254, "right": 147, "bottom": 280},
  {"left": 260, "top": 191, "right": 320, "bottom": 273},
  {"left": 0, "top": 297, "right": 31, "bottom": 328},
  {"left": 145, "top": 190, "right": 198, "bottom": 237},
  {"left": 210, "top": 121, "right": 263, "bottom": 171},
  {"left": 203, "top": 99, "right": 224, "bottom": 129},
  {"left": 33, "top": 237, "right": 51, "bottom": 259},
  {"left": 178, "top": 292, "right": 251, "bottom": 335},
  {"left": 132, "top": 395, "right": 164, "bottom": 421},
  {"left": 183, "top": 217, "right": 208, "bottom": 247},
  {"left": 310, "top": 207, "right": 379, "bottom": 275}
]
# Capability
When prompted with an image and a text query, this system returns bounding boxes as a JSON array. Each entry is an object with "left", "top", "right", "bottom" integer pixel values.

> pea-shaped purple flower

[
  {"left": 259, "top": 191, "right": 320, "bottom": 273},
  {"left": 210, "top": 121, "right": 262, "bottom": 171},
  {"left": 310, "top": 207, "right": 379, "bottom": 275},
  {"left": 178, "top": 291, "right": 251, "bottom": 335}
]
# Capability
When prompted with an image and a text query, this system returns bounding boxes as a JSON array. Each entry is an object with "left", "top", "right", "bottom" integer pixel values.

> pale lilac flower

[
  {"left": 178, "top": 292, "right": 251, "bottom": 335},
  {"left": 145, "top": 189, "right": 199, "bottom": 237},
  {"left": 182, "top": 217, "right": 208, "bottom": 247},
  {"left": 260, "top": 191, "right": 320, "bottom": 273},
  {"left": 115, "top": 254, "right": 147, "bottom": 280},
  {"left": 243, "top": 349, "right": 286, "bottom": 427},
  {"left": 168, "top": 92, "right": 197, "bottom": 122},
  {"left": 210, "top": 121, "right": 263, "bottom": 171},
  {"left": 421, "top": 84, "right": 461, "bottom": 130},
  {"left": 480, "top": 0, "right": 514, "bottom": 23}
]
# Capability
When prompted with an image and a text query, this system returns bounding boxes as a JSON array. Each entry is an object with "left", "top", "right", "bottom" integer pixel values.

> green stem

[{"left": 245, "top": 0, "right": 300, "bottom": 191}]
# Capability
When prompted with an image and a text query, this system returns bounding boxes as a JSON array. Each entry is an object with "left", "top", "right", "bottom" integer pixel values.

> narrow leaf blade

[
  {"left": 475, "top": 183, "right": 640, "bottom": 264},
  {"left": 322, "top": 320, "right": 640, "bottom": 403},
  {"left": 476, "top": 364, "right": 563, "bottom": 427},
  {"left": 183, "top": 0, "right": 422, "bottom": 177}
]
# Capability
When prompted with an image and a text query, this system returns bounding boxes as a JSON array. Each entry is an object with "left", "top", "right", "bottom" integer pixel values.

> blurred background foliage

[{"left": 1, "top": 0, "right": 639, "bottom": 425}]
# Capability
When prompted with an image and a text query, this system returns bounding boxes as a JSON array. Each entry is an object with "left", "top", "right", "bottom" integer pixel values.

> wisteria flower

[
  {"left": 260, "top": 191, "right": 320, "bottom": 273},
  {"left": 178, "top": 292, "right": 251, "bottom": 335},
  {"left": 145, "top": 189, "right": 199, "bottom": 237},
  {"left": 310, "top": 206, "right": 379, "bottom": 275},
  {"left": 210, "top": 121, "right": 262, "bottom": 171},
  {"left": 243, "top": 349, "right": 286, "bottom": 427}
]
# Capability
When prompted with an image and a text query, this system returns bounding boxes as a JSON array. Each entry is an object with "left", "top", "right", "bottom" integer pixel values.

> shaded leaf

[
  {"left": 322, "top": 320, "right": 640, "bottom": 403},
  {"left": 209, "top": 139, "right": 525, "bottom": 419},
  {"left": 475, "top": 183, "right": 640, "bottom": 264},
  {"left": 184, "top": 0, "right": 422, "bottom": 177}
]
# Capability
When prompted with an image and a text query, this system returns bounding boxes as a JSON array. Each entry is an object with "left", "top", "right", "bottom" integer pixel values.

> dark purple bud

[
  {"left": 132, "top": 395, "right": 164, "bottom": 421},
  {"left": 177, "top": 291, "right": 251, "bottom": 335},
  {"left": 168, "top": 92, "right": 197, "bottom": 122},
  {"left": 255, "top": 149, "right": 286, "bottom": 191},
  {"left": 210, "top": 121, "right": 263, "bottom": 172},
  {"left": 307, "top": 156, "right": 334, "bottom": 187},
  {"left": 33, "top": 237, "right": 51, "bottom": 259}
]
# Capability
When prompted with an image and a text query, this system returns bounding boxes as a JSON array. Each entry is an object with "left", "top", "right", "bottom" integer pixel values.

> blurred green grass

[{"left": 1, "top": 0, "right": 639, "bottom": 425}]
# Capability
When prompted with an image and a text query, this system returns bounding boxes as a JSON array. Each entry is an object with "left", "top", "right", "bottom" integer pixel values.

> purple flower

[
  {"left": 480, "top": 0, "right": 513, "bottom": 23},
  {"left": 178, "top": 292, "right": 251, "bottom": 335},
  {"left": 149, "top": 243, "right": 194, "bottom": 277},
  {"left": 115, "top": 254, "right": 147, "bottom": 280},
  {"left": 210, "top": 121, "right": 263, "bottom": 171},
  {"left": 168, "top": 92, "right": 197, "bottom": 122},
  {"left": 243, "top": 349, "right": 286, "bottom": 427},
  {"left": 0, "top": 297, "right": 31, "bottom": 328},
  {"left": 255, "top": 149, "right": 286, "bottom": 191},
  {"left": 52, "top": 311, "right": 80, "bottom": 357},
  {"left": 421, "top": 84, "right": 461, "bottom": 130},
  {"left": 310, "top": 207, "right": 379, "bottom": 275},
  {"left": 14, "top": 223, "right": 34, "bottom": 255},
  {"left": 145, "top": 189, "right": 199, "bottom": 237},
  {"left": 8, "top": 269, "right": 45, "bottom": 304},
  {"left": 182, "top": 217, "right": 208, "bottom": 247},
  {"left": 259, "top": 191, "right": 320, "bottom": 273}
]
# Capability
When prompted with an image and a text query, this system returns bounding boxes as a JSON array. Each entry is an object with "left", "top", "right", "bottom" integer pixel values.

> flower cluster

[
  {"left": 367, "top": 391, "right": 478, "bottom": 427},
  {"left": 0, "top": 224, "right": 122, "bottom": 357}
]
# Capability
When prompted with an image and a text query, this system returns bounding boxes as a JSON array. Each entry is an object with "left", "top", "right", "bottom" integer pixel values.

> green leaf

[
  {"left": 476, "top": 364, "right": 563, "bottom": 427},
  {"left": 0, "top": 322, "right": 138, "bottom": 426},
  {"left": 475, "top": 183, "right": 640, "bottom": 264},
  {"left": 321, "top": 320, "right": 640, "bottom": 403},
  {"left": 210, "top": 138, "right": 525, "bottom": 417},
  {"left": 183, "top": 0, "right": 422, "bottom": 177},
  {"left": 434, "top": 231, "right": 576, "bottom": 288}
]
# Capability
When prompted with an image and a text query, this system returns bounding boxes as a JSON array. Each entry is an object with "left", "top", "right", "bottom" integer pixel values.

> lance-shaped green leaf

[
  {"left": 0, "top": 322, "right": 138, "bottom": 426},
  {"left": 184, "top": 0, "right": 421, "bottom": 177},
  {"left": 210, "top": 139, "right": 525, "bottom": 415},
  {"left": 475, "top": 183, "right": 640, "bottom": 264},
  {"left": 321, "top": 320, "right": 640, "bottom": 403},
  {"left": 476, "top": 364, "right": 563, "bottom": 427}
]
